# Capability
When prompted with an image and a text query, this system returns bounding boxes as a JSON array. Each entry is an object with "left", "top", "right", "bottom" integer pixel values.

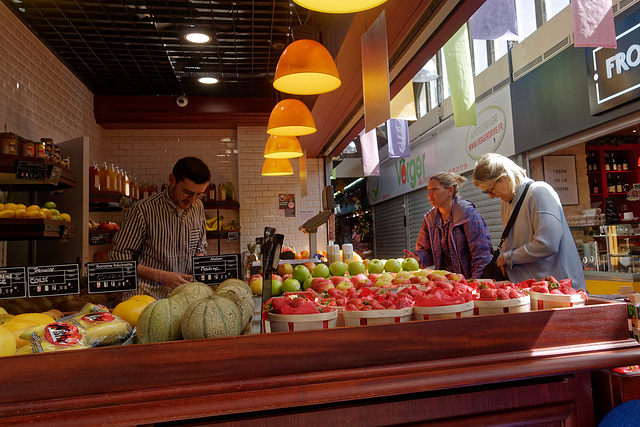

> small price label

[
  {"left": 89, "top": 233, "right": 109, "bottom": 245},
  {"left": 48, "top": 165, "right": 62, "bottom": 185},
  {"left": 227, "top": 231, "right": 239, "bottom": 241}
]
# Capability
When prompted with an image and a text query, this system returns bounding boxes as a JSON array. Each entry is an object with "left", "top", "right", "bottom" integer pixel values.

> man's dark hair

[{"left": 172, "top": 157, "right": 211, "bottom": 184}]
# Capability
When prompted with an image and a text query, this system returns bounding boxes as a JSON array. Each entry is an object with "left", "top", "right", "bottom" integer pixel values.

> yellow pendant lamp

[
  {"left": 267, "top": 99, "right": 316, "bottom": 136},
  {"left": 261, "top": 158, "right": 294, "bottom": 176},
  {"left": 264, "top": 135, "right": 304, "bottom": 159},
  {"left": 293, "top": 0, "right": 387, "bottom": 13},
  {"left": 273, "top": 39, "right": 341, "bottom": 95}
]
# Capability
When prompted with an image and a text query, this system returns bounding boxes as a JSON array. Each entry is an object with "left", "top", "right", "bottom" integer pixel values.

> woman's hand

[{"left": 496, "top": 255, "right": 507, "bottom": 277}]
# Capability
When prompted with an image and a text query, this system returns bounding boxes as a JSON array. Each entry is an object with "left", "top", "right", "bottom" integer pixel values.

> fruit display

[
  {"left": 205, "top": 215, "right": 240, "bottom": 231},
  {"left": 0, "top": 201, "right": 71, "bottom": 221},
  {"left": 88, "top": 220, "right": 119, "bottom": 231}
]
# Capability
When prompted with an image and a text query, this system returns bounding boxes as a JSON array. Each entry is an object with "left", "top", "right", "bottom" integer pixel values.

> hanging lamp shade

[
  {"left": 264, "top": 135, "right": 304, "bottom": 159},
  {"left": 293, "top": 0, "right": 387, "bottom": 13},
  {"left": 261, "top": 158, "right": 294, "bottom": 176},
  {"left": 267, "top": 99, "right": 316, "bottom": 136},
  {"left": 273, "top": 39, "right": 341, "bottom": 95}
]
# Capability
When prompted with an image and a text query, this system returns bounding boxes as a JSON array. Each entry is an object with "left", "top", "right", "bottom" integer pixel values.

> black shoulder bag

[{"left": 482, "top": 181, "right": 532, "bottom": 281}]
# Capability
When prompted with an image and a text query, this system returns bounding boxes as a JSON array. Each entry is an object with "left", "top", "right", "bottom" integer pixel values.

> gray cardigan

[{"left": 501, "top": 178, "right": 586, "bottom": 290}]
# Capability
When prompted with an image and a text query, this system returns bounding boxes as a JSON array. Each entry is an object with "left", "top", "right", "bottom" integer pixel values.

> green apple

[
  {"left": 292, "top": 265, "right": 311, "bottom": 283},
  {"left": 302, "top": 277, "right": 314, "bottom": 290},
  {"left": 402, "top": 257, "right": 420, "bottom": 272},
  {"left": 329, "top": 261, "right": 348, "bottom": 277},
  {"left": 384, "top": 258, "right": 401, "bottom": 273},
  {"left": 311, "top": 263, "right": 330, "bottom": 278},
  {"left": 367, "top": 259, "right": 385, "bottom": 274},
  {"left": 347, "top": 261, "right": 366, "bottom": 276},
  {"left": 271, "top": 279, "right": 283, "bottom": 296},
  {"left": 282, "top": 278, "right": 301, "bottom": 293}
]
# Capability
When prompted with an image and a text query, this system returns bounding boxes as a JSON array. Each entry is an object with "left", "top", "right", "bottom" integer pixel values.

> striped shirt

[{"left": 108, "top": 189, "right": 207, "bottom": 299}]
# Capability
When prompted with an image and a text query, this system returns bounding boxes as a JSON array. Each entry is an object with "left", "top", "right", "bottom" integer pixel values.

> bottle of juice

[
  {"left": 226, "top": 181, "right": 235, "bottom": 201},
  {"left": 149, "top": 182, "right": 158, "bottom": 196},
  {"left": 208, "top": 182, "right": 216, "bottom": 201},
  {"left": 108, "top": 164, "right": 117, "bottom": 192},
  {"left": 115, "top": 166, "right": 123, "bottom": 194},
  {"left": 100, "top": 162, "right": 109, "bottom": 191},
  {"left": 130, "top": 175, "right": 139, "bottom": 200},
  {"left": 89, "top": 161, "right": 99, "bottom": 191},
  {"left": 123, "top": 170, "right": 130, "bottom": 197},
  {"left": 140, "top": 181, "right": 149, "bottom": 199},
  {"left": 218, "top": 181, "right": 226, "bottom": 201}
]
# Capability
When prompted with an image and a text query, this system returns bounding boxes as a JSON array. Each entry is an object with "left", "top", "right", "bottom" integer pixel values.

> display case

[{"left": 573, "top": 222, "right": 640, "bottom": 294}]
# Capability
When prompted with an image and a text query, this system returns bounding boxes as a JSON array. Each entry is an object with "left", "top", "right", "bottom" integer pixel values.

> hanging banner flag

[
  {"left": 362, "top": 11, "right": 391, "bottom": 133},
  {"left": 572, "top": 0, "right": 617, "bottom": 48},
  {"left": 387, "top": 118, "right": 410, "bottom": 158},
  {"left": 468, "top": 0, "right": 519, "bottom": 40},
  {"left": 443, "top": 24, "right": 477, "bottom": 127},
  {"left": 390, "top": 81, "right": 417, "bottom": 120},
  {"left": 359, "top": 128, "right": 380, "bottom": 176}
]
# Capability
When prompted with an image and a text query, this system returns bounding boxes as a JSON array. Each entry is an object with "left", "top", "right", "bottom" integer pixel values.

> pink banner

[
  {"left": 572, "top": 0, "right": 617, "bottom": 48},
  {"left": 359, "top": 128, "right": 380, "bottom": 176}
]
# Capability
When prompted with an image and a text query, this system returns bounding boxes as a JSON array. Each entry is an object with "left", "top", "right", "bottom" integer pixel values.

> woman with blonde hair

[
  {"left": 473, "top": 153, "right": 585, "bottom": 290},
  {"left": 404, "top": 172, "right": 493, "bottom": 279}
]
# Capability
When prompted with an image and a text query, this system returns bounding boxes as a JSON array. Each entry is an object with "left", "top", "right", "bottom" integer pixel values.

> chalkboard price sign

[
  {"left": 16, "top": 161, "right": 48, "bottom": 180},
  {"left": 0, "top": 267, "right": 27, "bottom": 299},
  {"left": 89, "top": 233, "right": 109, "bottom": 245},
  {"left": 86, "top": 261, "right": 137, "bottom": 294},
  {"left": 192, "top": 254, "right": 241, "bottom": 286},
  {"left": 605, "top": 197, "right": 620, "bottom": 224},
  {"left": 27, "top": 264, "right": 80, "bottom": 297}
]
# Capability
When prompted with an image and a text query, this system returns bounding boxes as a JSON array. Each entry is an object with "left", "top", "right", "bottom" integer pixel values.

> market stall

[{"left": 0, "top": 297, "right": 637, "bottom": 426}]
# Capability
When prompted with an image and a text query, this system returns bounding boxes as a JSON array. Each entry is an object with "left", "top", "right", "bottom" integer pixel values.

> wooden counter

[{"left": 1, "top": 298, "right": 639, "bottom": 426}]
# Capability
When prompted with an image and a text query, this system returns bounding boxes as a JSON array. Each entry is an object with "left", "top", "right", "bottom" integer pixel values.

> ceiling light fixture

[
  {"left": 267, "top": 99, "right": 316, "bottom": 136},
  {"left": 264, "top": 135, "right": 304, "bottom": 159},
  {"left": 293, "top": 0, "right": 387, "bottom": 13},
  {"left": 198, "top": 77, "right": 219, "bottom": 84},
  {"left": 184, "top": 31, "right": 212, "bottom": 44},
  {"left": 273, "top": 39, "right": 341, "bottom": 95},
  {"left": 261, "top": 158, "right": 294, "bottom": 176}
]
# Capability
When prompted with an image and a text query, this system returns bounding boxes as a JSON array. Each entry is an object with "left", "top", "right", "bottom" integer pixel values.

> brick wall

[
  {"left": 237, "top": 126, "right": 328, "bottom": 256},
  {"left": 0, "top": 2, "right": 105, "bottom": 161}
]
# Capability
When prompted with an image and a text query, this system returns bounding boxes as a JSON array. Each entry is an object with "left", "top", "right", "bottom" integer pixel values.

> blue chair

[{"left": 599, "top": 399, "right": 640, "bottom": 426}]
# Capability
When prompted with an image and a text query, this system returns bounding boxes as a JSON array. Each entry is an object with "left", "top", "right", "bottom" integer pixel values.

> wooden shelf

[
  {"left": 0, "top": 218, "right": 75, "bottom": 240},
  {"left": 203, "top": 200, "right": 239, "bottom": 210},
  {"left": 0, "top": 153, "right": 76, "bottom": 190},
  {"left": 206, "top": 230, "right": 240, "bottom": 240}
]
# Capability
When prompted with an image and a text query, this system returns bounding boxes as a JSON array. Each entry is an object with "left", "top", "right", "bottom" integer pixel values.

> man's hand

[
  {"left": 402, "top": 249, "right": 419, "bottom": 261},
  {"left": 161, "top": 271, "right": 193, "bottom": 290}
]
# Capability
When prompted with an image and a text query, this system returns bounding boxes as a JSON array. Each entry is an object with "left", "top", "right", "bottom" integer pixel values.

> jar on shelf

[
  {"left": 19, "top": 139, "right": 35, "bottom": 157},
  {"left": 0, "top": 132, "right": 18, "bottom": 155},
  {"left": 34, "top": 139, "right": 46, "bottom": 158}
]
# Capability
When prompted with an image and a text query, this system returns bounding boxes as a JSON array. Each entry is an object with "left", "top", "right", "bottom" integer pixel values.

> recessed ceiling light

[
  {"left": 198, "top": 77, "right": 218, "bottom": 84},
  {"left": 185, "top": 32, "right": 211, "bottom": 43}
]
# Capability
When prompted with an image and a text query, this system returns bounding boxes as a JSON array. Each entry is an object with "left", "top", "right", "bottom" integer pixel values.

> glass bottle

[
  {"left": 623, "top": 155, "right": 628, "bottom": 171},
  {"left": 226, "top": 181, "right": 234, "bottom": 201},
  {"left": 208, "top": 182, "right": 216, "bottom": 201},
  {"left": 592, "top": 177, "right": 599, "bottom": 194},
  {"left": 593, "top": 152, "right": 598, "bottom": 171},
  {"left": 605, "top": 152, "right": 611, "bottom": 171},
  {"left": 218, "top": 181, "right": 226, "bottom": 201},
  {"left": 611, "top": 153, "right": 617, "bottom": 171},
  {"left": 616, "top": 175, "right": 623, "bottom": 193},
  {"left": 115, "top": 166, "right": 122, "bottom": 194},
  {"left": 89, "top": 161, "right": 100, "bottom": 191},
  {"left": 608, "top": 175, "right": 615, "bottom": 193},
  {"left": 161, "top": 181, "right": 168, "bottom": 192},
  {"left": 123, "top": 170, "right": 130, "bottom": 197},
  {"left": 140, "top": 181, "right": 150, "bottom": 199},
  {"left": 107, "top": 164, "right": 117, "bottom": 192},
  {"left": 130, "top": 175, "right": 139, "bottom": 200},
  {"left": 100, "top": 162, "right": 109, "bottom": 191},
  {"left": 149, "top": 182, "right": 158, "bottom": 196}
]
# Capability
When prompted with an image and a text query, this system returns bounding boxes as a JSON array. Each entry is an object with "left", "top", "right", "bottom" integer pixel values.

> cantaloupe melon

[
  {"left": 137, "top": 298, "right": 189, "bottom": 343},
  {"left": 181, "top": 295, "right": 243, "bottom": 340},
  {"left": 216, "top": 288, "right": 254, "bottom": 330},
  {"left": 215, "top": 278, "right": 252, "bottom": 295},
  {"left": 169, "top": 281, "right": 214, "bottom": 298}
]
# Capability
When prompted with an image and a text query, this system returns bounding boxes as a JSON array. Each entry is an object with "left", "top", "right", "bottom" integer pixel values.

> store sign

[
  {"left": 542, "top": 155, "right": 578, "bottom": 205},
  {"left": 367, "top": 87, "right": 515, "bottom": 205},
  {"left": 586, "top": 8, "right": 640, "bottom": 115}
]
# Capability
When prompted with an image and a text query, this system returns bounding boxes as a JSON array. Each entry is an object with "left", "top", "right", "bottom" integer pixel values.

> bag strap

[{"left": 497, "top": 181, "right": 532, "bottom": 251}]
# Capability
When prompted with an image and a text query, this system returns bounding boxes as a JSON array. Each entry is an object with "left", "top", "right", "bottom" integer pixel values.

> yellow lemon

[
  {"left": 0, "top": 325, "right": 16, "bottom": 357},
  {"left": 16, "top": 204, "right": 26, "bottom": 210},
  {"left": 14, "top": 209, "right": 27, "bottom": 218},
  {"left": 4, "top": 203, "right": 18, "bottom": 211},
  {"left": 60, "top": 213, "right": 71, "bottom": 222},
  {"left": 40, "top": 208, "right": 52, "bottom": 219},
  {"left": 26, "top": 210, "right": 45, "bottom": 219},
  {"left": 25, "top": 205, "right": 41, "bottom": 212},
  {"left": 0, "top": 210, "right": 15, "bottom": 219}
]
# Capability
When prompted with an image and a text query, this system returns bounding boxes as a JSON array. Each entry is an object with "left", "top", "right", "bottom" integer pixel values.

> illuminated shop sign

[{"left": 586, "top": 7, "right": 640, "bottom": 115}]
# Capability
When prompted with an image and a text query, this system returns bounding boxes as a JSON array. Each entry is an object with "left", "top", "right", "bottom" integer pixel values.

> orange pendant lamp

[
  {"left": 261, "top": 158, "right": 294, "bottom": 176},
  {"left": 273, "top": 39, "right": 341, "bottom": 95},
  {"left": 264, "top": 135, "right": 303, "bottom": 159},
  {"left": 293, "top": 0, "right": 387, "bottom": 13},
  {"left": 267, "top": 99, "right": 316, "bottom": 136}
]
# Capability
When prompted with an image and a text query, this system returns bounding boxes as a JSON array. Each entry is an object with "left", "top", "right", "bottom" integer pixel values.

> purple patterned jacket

[{"left": 414, "top": 197, "right": 493, "bottom": 279}]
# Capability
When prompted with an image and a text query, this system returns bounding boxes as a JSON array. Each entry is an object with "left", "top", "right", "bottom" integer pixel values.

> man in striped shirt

[{"left": 109, "top": 157, "right": 210, "bottom": 299}]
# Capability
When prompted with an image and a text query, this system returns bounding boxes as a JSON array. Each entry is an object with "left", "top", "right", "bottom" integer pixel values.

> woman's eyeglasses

[{"left": 482, "top": 178, "right": 500, "bottom": 196}]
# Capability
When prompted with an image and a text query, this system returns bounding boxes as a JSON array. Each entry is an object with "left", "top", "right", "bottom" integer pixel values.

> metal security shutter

[
  {"left": 373, "top": 195, "right": 407, "bottom": 259},
  {"left": 459, "top": 171, "right": 503, "bottom": 248},
  {"left": 407, "top": 188, "right": 432, "bottom": 250}
]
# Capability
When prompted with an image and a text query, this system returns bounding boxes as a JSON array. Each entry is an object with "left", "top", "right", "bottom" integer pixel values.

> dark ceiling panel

[{"left": 2, "top": 0, "right": 294, "bottom": 97}]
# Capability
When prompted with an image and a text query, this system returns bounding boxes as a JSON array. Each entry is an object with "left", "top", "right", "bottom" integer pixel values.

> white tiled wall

[
  {"left": 237, "top": 126, "right": 328, "bottom": 256},
  {"left": 0, "top": 2, "right": 105, "bottom": 161}
]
